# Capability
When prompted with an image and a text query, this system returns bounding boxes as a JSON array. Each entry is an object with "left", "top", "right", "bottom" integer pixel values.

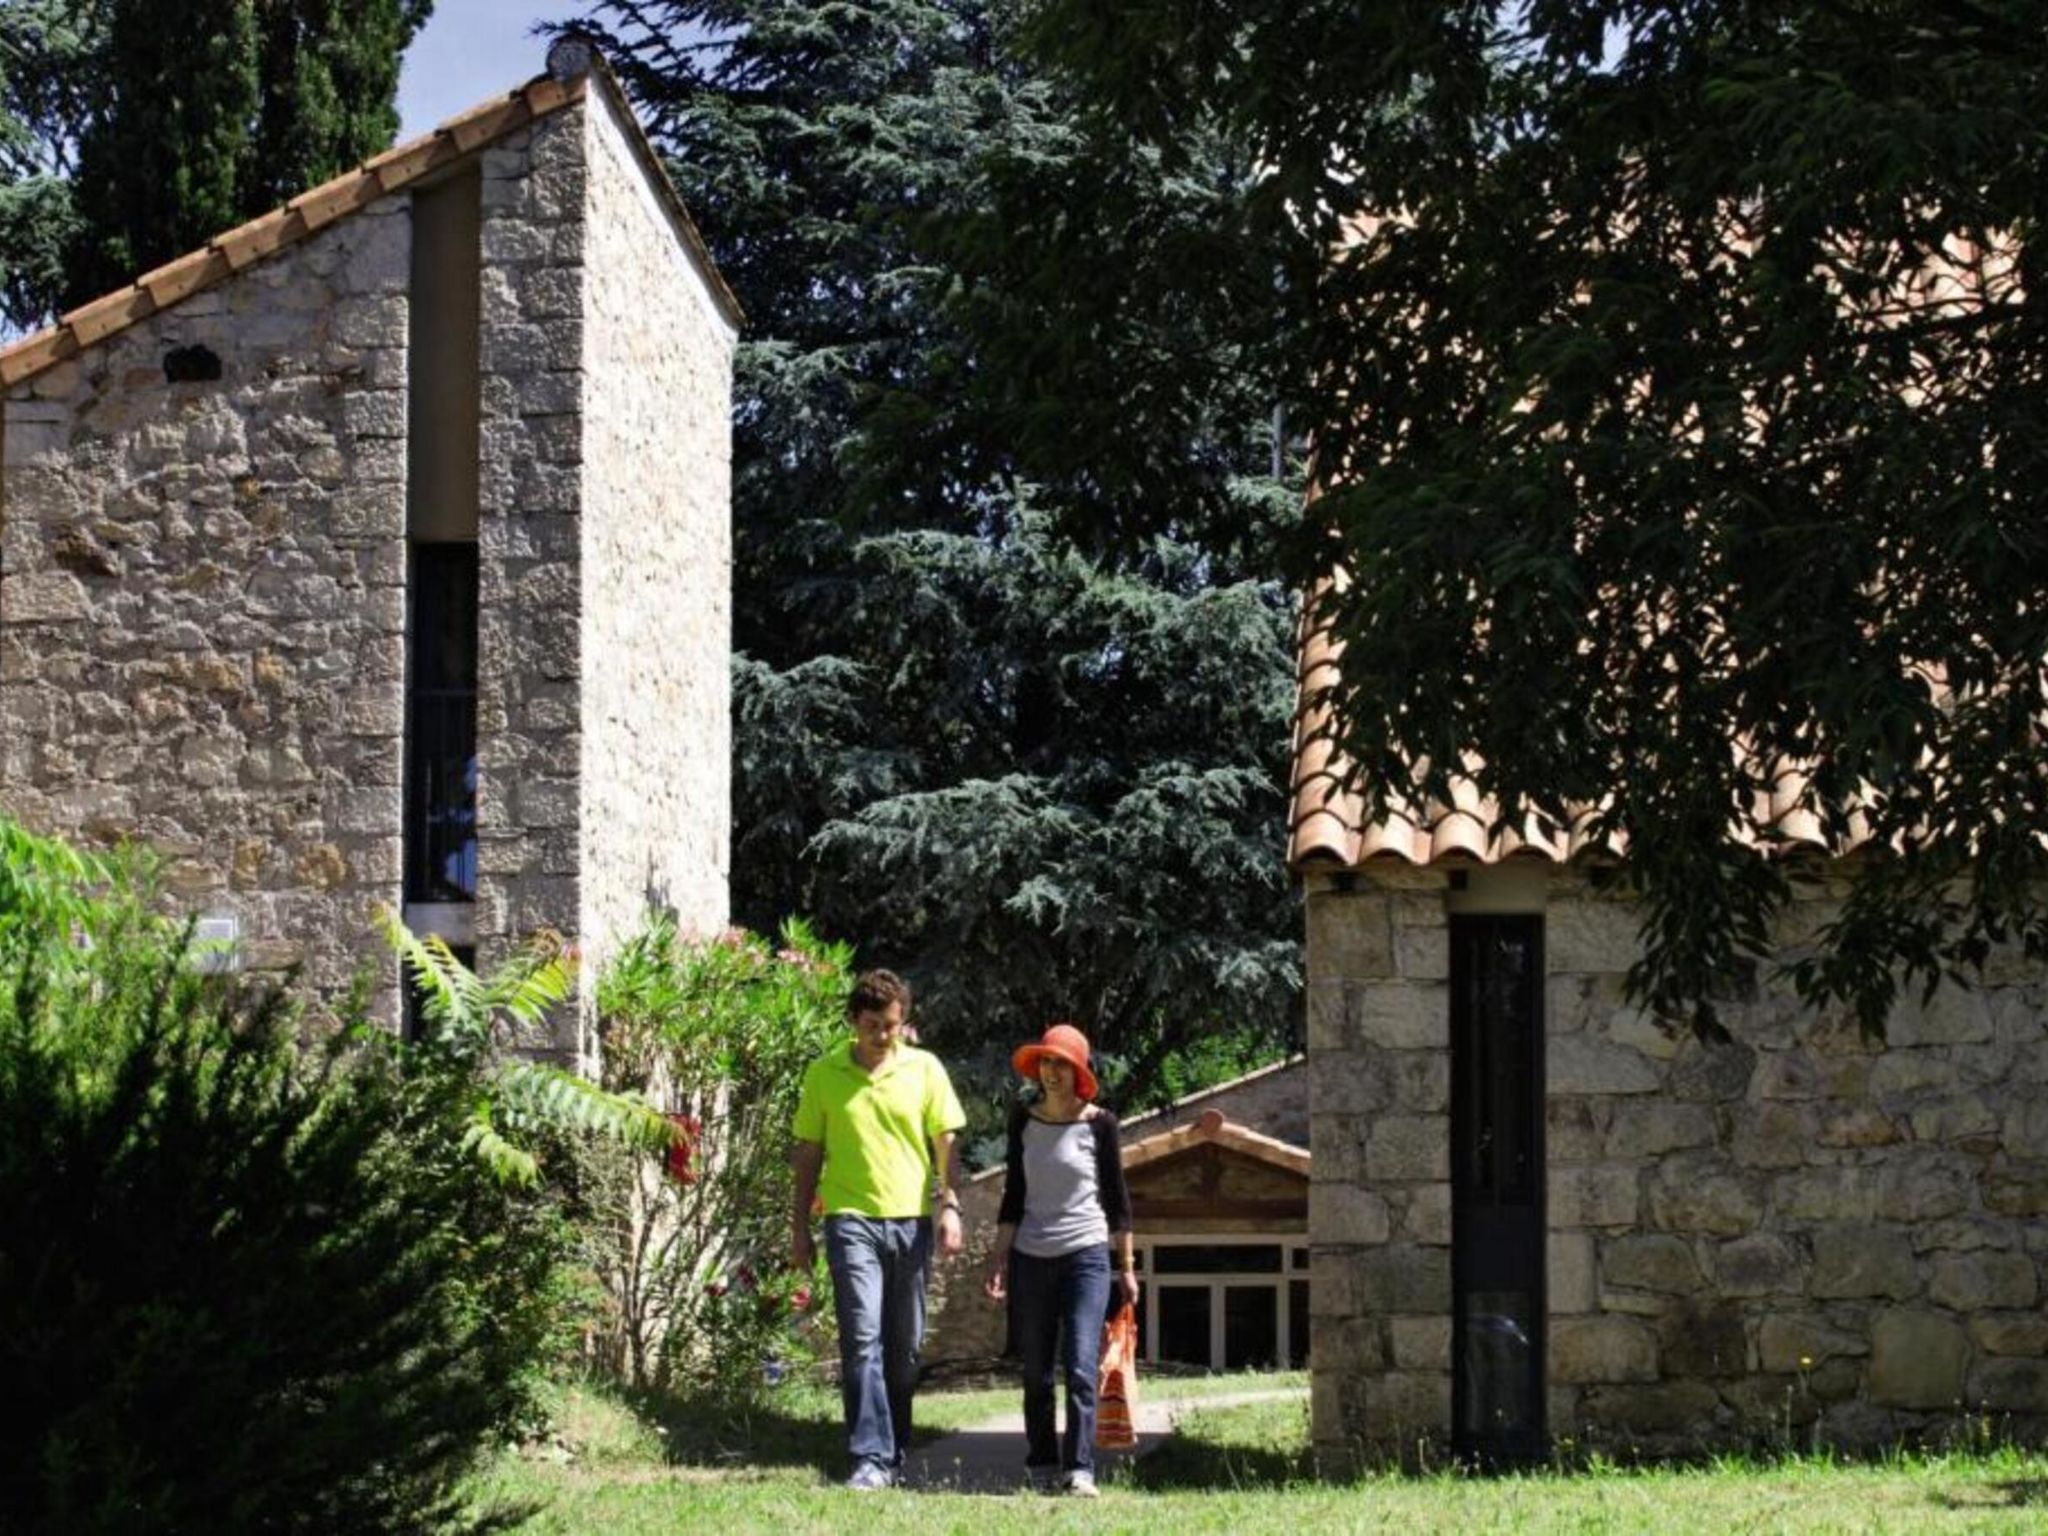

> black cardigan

[{"left": 995, "top": 1102, "right": 1133, "bottom": 1237}]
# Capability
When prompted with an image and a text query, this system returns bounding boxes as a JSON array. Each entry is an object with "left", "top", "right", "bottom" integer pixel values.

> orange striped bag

[{"left": 1095, "top": 1302, "right": 1138, "bottom": 1449}]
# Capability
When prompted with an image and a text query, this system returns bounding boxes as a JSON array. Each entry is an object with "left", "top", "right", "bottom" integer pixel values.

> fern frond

[
  {"left": 459, "top": 1104, "right": 541, "bottom": 1188},
  {"left": 494, "top": 1058, "right": 670, "bottom": 1151}
]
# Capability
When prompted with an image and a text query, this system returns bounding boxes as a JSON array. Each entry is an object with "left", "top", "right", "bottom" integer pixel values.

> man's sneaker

[
  {"left": 845, "top": 1461, "right": 894, "bottom": 1492},
  {"left": 1064, "top": 1470, "right": 1099, "bottom": 1498},
  {"left": 1024, "top": 1464, "right": 1062, "bottom": 1494}
]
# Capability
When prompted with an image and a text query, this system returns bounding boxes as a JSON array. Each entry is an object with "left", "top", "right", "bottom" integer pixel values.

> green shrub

[
  {"left": 0, "top": 822, "right": 579, "bottom": 1534},
  {"left": 587, "top": 919, "right": 848, "bottom": 1395}
]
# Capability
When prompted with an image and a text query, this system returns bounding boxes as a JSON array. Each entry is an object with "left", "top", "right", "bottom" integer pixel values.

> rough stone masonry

[
  {"left": 1307, "top": 863, "right": 2048, "bottom": 1468},
  {"left": 0, "top": 75, "right": 735, "bottom": 1038}
]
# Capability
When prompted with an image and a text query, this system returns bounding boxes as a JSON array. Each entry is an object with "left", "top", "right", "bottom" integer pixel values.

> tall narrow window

[
  {"left": 405, "top": 543, "right": 479, "bottom": 904},
  {"left": 1450, "top": 914, "right": 1547, "bottom": 1465}
]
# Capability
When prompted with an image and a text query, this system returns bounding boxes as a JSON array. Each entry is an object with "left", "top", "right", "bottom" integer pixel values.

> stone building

[
  {"left": 0, "top": 46, "right": 741, "bottom": 1049},
  {"left": 927, "top": 1057, "right": 1313, "bottom": 1372},
  {"left": 1290, "top": 621, "right": 2048, "bottom": 1466}
]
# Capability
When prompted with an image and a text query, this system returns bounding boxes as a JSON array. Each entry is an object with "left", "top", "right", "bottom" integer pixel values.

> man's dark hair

[{"left": 847, "top": 968, "right": 912, "bottom": 1018}]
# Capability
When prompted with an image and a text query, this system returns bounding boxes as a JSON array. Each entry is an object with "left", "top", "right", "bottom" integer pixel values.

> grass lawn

[{"left": 470, "top": 1378, "right": 2048, "bottom": 1534}]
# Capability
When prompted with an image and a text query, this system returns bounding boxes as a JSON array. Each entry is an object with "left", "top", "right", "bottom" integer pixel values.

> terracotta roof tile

[
  {"left": 0, "top": 59, "right": 741, "bottom": 393},
  {"left": 1288, "top": 576, "right": 1873, "bottom": 870}
]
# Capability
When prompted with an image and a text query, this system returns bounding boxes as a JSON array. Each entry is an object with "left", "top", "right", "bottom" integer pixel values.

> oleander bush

[{"left": 586, "top": 918, "right": 848, "bottom": 1398}]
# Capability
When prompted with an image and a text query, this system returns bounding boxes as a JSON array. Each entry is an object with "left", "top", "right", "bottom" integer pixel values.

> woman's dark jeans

[{"left": 1010, "top": 1244, "right": 1113, "bottom": 1474}]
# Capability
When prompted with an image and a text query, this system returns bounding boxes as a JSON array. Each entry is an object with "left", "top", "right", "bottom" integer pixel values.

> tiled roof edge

[{"left": 0, "top": 58, "right": 742, "bottom": 391}]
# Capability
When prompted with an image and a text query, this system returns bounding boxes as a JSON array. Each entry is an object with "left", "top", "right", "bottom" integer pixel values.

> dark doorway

[
  {"left": 1156, "top": 1285, "right": 1212, "bottom": 1367},
  {"left": 1450, "top": 914, "right": 1546, "bottom": 1464}
]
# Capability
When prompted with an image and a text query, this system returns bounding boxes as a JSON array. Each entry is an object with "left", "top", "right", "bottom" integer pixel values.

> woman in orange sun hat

[{"left": 982, "top": 1023, "right": 1136, "bottom": 1497}]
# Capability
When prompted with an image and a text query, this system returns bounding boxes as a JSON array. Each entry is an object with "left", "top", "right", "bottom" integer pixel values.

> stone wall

[
  {"left": 1, "top": 200, "right": 412, "bottom": 1013},
  {"left": 475, "top": 110, "right": 589, "bottom": 1046},
  {"left": 574, "top": 82, "right": 735, "bottom": 973},
  {"left": 1308, "top": 862, "right": 2048, "bottom": 1469}
]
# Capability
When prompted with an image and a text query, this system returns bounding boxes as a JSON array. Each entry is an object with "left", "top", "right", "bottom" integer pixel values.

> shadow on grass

[
  {"left": 617, "top": 1383, "right": 956, "bottom": 1475},
  {"left": 1127, "top": 1427, "right": 1313, "bottom": 1492},
  {"left": 1929, "top": 1478, "right": 2048, "bottom": 1512}
]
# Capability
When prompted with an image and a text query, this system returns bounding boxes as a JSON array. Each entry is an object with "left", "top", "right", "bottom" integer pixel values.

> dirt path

[{"left": 902, "top": 1387, "right": 1305, "bottom": 1494}]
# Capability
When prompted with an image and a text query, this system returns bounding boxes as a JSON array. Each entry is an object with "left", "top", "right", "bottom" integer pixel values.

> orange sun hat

[{"left": 1011, "top": 1022, "right": 1099, "bottom": 1101}]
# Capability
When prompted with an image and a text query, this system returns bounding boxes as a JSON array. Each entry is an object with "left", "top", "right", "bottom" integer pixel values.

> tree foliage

[
  {"left": 0, "top": 0, "right": 430, "bottom": 327},
  {"left": 568, "top": 0, "right": 1303, "bottom": 1109},
  {"left": 1027, "top": 0, "right": 2048, "bottom": 1034}
]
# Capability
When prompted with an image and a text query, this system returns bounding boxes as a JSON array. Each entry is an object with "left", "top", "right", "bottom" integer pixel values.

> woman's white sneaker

[{"left": 1064, "top": 1470, "right": 1099, "bottom": 1498}]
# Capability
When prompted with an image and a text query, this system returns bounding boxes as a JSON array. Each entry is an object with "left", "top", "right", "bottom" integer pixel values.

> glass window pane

[
  {"left": 1156, "top": 1286, "right": 1212, "bottom": 1368},
  {"left": 1223, "top": 1285, "right": 1278, "bottom": 1370},
  {"left": 1287, "top": 1281, "right": 1310, "bottom": 1368},
  {"left": 1152, "top": 1244, "right": 1283, "bottom": 1275},
  {"left": 1457, "top": 1288, "right": 1538, "bottom": 1438}
]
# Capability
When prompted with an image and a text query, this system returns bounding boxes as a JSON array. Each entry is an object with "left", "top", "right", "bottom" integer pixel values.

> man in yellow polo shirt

[{"left": 791, "top": 968, "right": 965, "bottom": 1490}]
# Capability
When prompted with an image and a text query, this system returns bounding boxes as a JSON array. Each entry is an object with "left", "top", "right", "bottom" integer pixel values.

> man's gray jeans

[{"left": 823, "top": 1214, "right": 931, "bottom": 1473}]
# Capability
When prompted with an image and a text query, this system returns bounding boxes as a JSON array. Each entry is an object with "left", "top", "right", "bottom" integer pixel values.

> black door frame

[{"left": 1449, "top": 913, "right": 1548, "bottom": 1465}]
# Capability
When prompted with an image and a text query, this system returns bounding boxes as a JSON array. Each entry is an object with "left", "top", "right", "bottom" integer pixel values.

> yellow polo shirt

[{"left": 792, "top": 1040, "right": 966, "bottom": 1218}]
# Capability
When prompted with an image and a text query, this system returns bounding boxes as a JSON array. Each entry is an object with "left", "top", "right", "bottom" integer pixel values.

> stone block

[
  {"left": 1971, "top": 1359, "right": 2048, "bottom": 1414},
  {"left": 1550, "top": 1231, "right": 1596, "bottom": 1314},
  {"left": 1730, "top": 1103, "right": 1817, "bottom": 1169},
  {"left": 1817, "top": 1107, "right": 1901, "bottom": 1148},
  {"left": 1389, "top": 1316, "right": 1451, "bottom": 1371},
  {"left": 1393, "top": 921, "right": 1448, "bottom": 980},
  {"left": 1310, "top": 1183, "right": 1390, "bottom": 1247},
  {"left": 1888, "top": 987, "right": 1996, "bottom": 1046},
  {"left": 1397, "top": 1184, "right": 1451, "bottom": 1246},
  {"left": 1669, "top": 1038, "right": 1757, "bottom": 1102},
  {"left": 1549, "top": 1164, "right": 1639, "bottom": 1228},
  {"left": 1548, "top": 1034, "right": 1661, "bottom": 1096},
  {"left": 1603, "top": 1235, "right": 1704, "bottom": 1294},
  {"left": 1867, "top": 1309, "right": 1969, "bottom": 1409},
  {"left": 1582, "top": 1379, "right": 1723, "bottom": 1436},
  {"left": 1774, "top": 1166, "right": 1879, "bottom": 1222},
  {"left": 1658, "top": 1299, "right": 1748, "bottom": 1377},
  {"left": 1810, "top": 1225, "right": 1920, "bottom": 1300},
  {"left": 1646, "top": 1159, "right": 1761, "bottom": 1236},
  {"left": 1604, "top": 1002, "right": 1685, "bottom": 1062},
  {"left": 1365, "top": 1371, "right": 1452, "bottom": 1435},
  {"left": 1986, "top": 1169, "right": 2048, "bottom": 1216},
  {"left": 1547, "top": 898, "right": 1643, "bottom": 973},
  {"left": 1909, "top": 1096, "right": 2000, "bottom": 1145},
  {"left": 1712, "top": 1235, "right": 1804, "bottom": 1298},
  {"left": 1874, "top": 1158, "right": 1973, "bottom": 1222},
  {"left": 1311, "top": 1114, "right": 1367, "bottom": 1184},
  {"left": 1357, "top": 1246, "right": 1450, "bottom": 1313},
  {"left": 1870, "top": 1051, "right": 1958, "bottom": 1101},
  {"left": 1307, "top": 1253, "right": 1359, "bottom": 1319},
  {"left": 1605, "top": 1101, "right": 1717, "bottom": 1161},
  {"left": 1551, "top": 1316, "right": 1658, "bottom": 1384},
  {"left": 1548, "top": 1096, "right": 1606, "bottom": 1162},
  {"left": 1912, "top": 1217, "right": 2019, "bottom": 1255},
  {"left": 1971, "top": 1313, "right": 2048, "bottom": 1357},
  {"left": 1306, "top": 982, "right": 1349, "bottom": 1053},
  {"left": 2003, "top": 1101, "right": 2048, "bottom": 1160},
  {"left": 1758, "top": 1314, "right": 1868, "bottom": 1373},
  {"left": 1753, "top": 1050, "right": 1822, "bottom": 1100},
  {"left": 1364, "top": 1115, "right": 1448, "bottom": 1182},
  {"left": 6, "top": 571, "right": 89, "bottom": 623},
  {"left": 1359, "top": 983, "right": 1447, "bottom": 1050},
  {"left": 1928, "top": 1252, "right": 2038, "bottom": 1312},
  {"left": 1311, "top": 1315, "right": 1383, "bottom": 1373}
]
